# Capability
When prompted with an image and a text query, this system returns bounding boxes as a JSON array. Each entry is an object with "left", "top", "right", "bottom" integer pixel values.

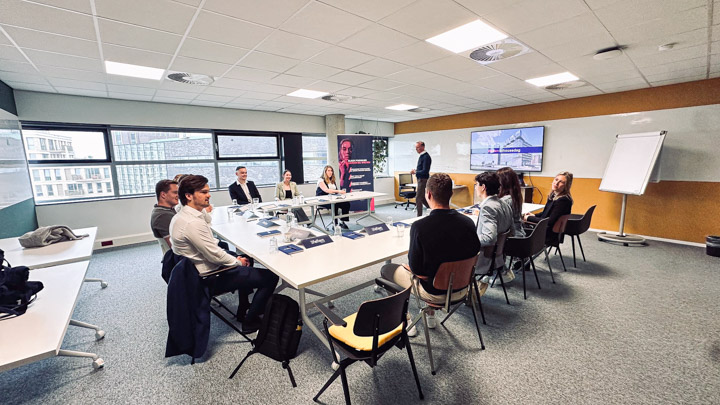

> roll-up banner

[{"left": 337, "top": 134, "right": 374, "bottom": 212}]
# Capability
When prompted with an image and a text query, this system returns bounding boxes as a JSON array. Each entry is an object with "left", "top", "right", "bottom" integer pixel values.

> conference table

[
  {"left": 0, "top": 227, "right": 97, "bottom": 270},
  {"left": 0, "top": 261, "right": 106, "bottom": 372},
  {"left": 408, "top": 183, "right": 468, "bottom": 208},
  {"left": 212, "top": 210, "right": 418, "bottom": 348}
]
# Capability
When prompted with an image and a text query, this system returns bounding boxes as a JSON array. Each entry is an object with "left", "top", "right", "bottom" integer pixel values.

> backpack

[
  {"left": 229, "top": 294, "right": 303, "bottom": 387},
  {"left": 0, "top": 249, "right": 44, "bottom": 320}
]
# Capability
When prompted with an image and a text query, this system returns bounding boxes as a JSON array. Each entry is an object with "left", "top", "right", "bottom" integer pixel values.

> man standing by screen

[{"left": 411, "top": 141, "right": 432, "bottom": 216}]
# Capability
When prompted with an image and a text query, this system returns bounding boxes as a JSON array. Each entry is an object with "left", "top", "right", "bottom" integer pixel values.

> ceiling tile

[
  {"left": 53, "top": 87, "right": 108, "bottom": 97},
  {"left": 326, "top": 70, "right": 374, "bottom": 86},
  {"left": 453, "top": 0, "right": 526, "bottom": 17},
  {"left": 632, "top": 44, "right": 708, "bottom": 68},
  {"left": 106, "top": 84, "right": 157, "bottom": 95},
  {"left": 622, "top": 28, "right": 708, "bottom": 59},
  {"left": 0, "top": 1, "right": 96, "bottom": 40},
  {"left": 210, "top": 78, "right": 256, "bottom": 90},
  {"left": 318, "top": 0, "right": 416, "bottom": 22},
  {"left": 339, "top": 24, "right": 417, "bottom": 56},
  {"left": 189, "top": 11, "right": 272, "bottom": 48},
  {"left": 484, "top": 0, "right": 589, "bottom": 36},
  {"left": 485, "top": 52, "right": 556, "bottom": 77},
  {"left": 379, "top": 0, "right": 479, "bottom": 40},
  {"left": 3, "top": 26, "right": 98, "bottom": 59},
  {"left": 0, "top": 60, "right": 34, "bottom": 73},
  {"left": 362, "top": 91, "right": 403, "bottom": 101},
  {"left": 170, "top": 56, "right": 232, "bottom": 76},
  {"left": 47, "top": 77, "right": 107, "bottom": 91},
  {"left": 385, "top": 68, "right": 439, "bottom": 84},
  {"left": 267, "top": 74, "right": 316, "bottom": 87},
  {"left": 594, "top": 0, "right": 705, "bottom": 31},
  {"left": 238, "top": 91, "right": 280, "bottom": 101},
  {"left": 37, "top": 64, "right": 107, "bottom": 82},
  {"left": 0, "top": 44, "right": 28, "bottom": 62},
  {"left": 0, "top": 71, "right": 50, "bottom": 85},
  {"left": 108, "top": 92, "right": 154, "bottom": 101},
  {"left": 155, "top": 89, "right": 198, "bottom": 99},
  {"left": 256, "top": 31, "right": 330, "bottom": 60},
  {"left": 650, "top": 74, "right": 708, "bottom": 87},
  {"left": 384, "top": 41, "right": 452, "bottom": 66},
  {"left": 23, "top": 49, "right": 102, "bottom": 71},
  {"left": 282, "top": 2, "right": 373, "bottom": 44},
  {"left": 177, "top": 38, "right": 249, "bottom": 65},
  {"left": 304, "top": 80, "right": 349, "bottom": 93},
  {"left": 105, "top": 74, "right": 165, "bottom": 87},
  {"left": 307, "top": 47, "right": 375, "bottom": 70},
  {"left": 223, "top": 66, "right": 278, "bottom": 82},
  {"left": 95, "top": 0, "right": 196, "bottom": 34},
  {"left": 350, "top": 58, "right": 408, "bottom": 77},
  {"left": 359, "top": 78, "right": 406, "bottom": 90},
  {"left": 3, "top": 81, "right": 56, "bottom": 92},
  {"left": 645, "top": 66, "right": 708, "bottom": 82},
  {"left": 336, "top": 87, "right": 376, "bottom": 97},
  {"left": 201, "top": 86, "right": 243, "bottom": 97},
  {"left": 516, "top": 12, "right": 608, "bottom": 50},
  {"left": 30, "top": 0, "right": 92, "bottom": 13},
  {"left": 195, "top": 93, "right": 235, "bottom": 103},
  {"left": 538, "top": 32, "right": 617, "bottom": 61},
  {"left": 285, "top": 62, "right": 342, "bottom": 79},
  {"left": 237, "top": 51, "right": 300, "bottom": 73},
  {"left": 239, "top": 82, "right": 296, "bottom": 95},
  {"left": 450, "top": 66, "right": 498, "bottom": 83},
  {"left": 594, "top": 77, "right": 649, "bottom": 91},
  {"left": 103, "top": 44, "right": 172, "bottom": 69},
  {"left": 152, "top": 96, "right": 190, "bottom": 104},
  {"left": 203, "top": 0, "right": 308, "bottom": 28},
  {"left": 419, "top": 55, "right": 479, "bottom": 75},
  {"left": 611, "top": 7, "right": 708, "bottom": 45},
  {"left": 190, "top": 100, "right": 225, "bottom": 107},
  {"left": 99, "top": 19, "right": 183, "bottom": 54}
]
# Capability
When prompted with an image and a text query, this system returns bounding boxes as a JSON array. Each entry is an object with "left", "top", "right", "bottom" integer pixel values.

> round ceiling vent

[
  {"left": 321, "top": 94, "right": 353, "bottom": 102},
  {"left": 408, "top": 107, "right": 431, "bottom": 112},
  {"left": 469, "top": 39, "right": 529, "bottom": 64},
  {"left": 167, "top": 72, "right": 214, "bottom": 86},
  {"left": 545, "top": 81, "right": 587, "bottom": 90}
]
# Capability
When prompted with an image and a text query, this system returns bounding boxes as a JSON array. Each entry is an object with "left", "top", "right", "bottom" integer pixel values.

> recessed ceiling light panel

[
  {"left": 526, "top": 72, "right": 579, "bottom": 87},
  {"left": 426, "top": 20, "right": 508, "bottom": 54},
  {"left": 287, "top": 89, "right": 329, "bottom": 99},
  {"left": 105, "top": 61, "right": 164, "bottom": 80},
  {"left": 386, "top": 104, "right": 419, "bottom": 111}
]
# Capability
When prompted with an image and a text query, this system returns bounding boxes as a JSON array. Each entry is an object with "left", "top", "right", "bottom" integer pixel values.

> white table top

[
  {"left": 0, "top": 227, "right": 97, "bottom": 270},
  {"left": 212, "top": 217, "right": 420, "bottom": 289},
  {"left": 0, "top": 261, "right": 90, "bottom": 372},
  {"left": 522, "top": 203, "right": 545, "bottom": 214}
]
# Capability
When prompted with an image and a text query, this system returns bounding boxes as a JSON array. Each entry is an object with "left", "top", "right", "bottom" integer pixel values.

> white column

[{"left": 325, "top": 114, "right": 345, "bottom": 168}]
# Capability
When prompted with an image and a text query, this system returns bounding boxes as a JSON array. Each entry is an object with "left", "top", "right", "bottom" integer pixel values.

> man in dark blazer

[
  {"left": 228, "top": 166, "right": 262, "bottom": 205},
  {"left": 410, "top": 141, "right": 431, "bottom": 217}
]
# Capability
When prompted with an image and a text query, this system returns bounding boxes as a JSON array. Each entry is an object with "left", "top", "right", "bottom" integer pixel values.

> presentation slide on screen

[{"left": 470, "top": 126, "right": 544, "bottom": 172}]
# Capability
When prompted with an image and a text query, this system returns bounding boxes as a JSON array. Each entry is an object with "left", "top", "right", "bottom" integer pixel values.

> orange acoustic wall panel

[{"left": 395, "top": 174, "right": 720, "bottom": 244}]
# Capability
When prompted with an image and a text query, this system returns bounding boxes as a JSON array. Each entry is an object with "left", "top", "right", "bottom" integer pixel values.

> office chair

[
  {"left": 481, "top": 229, "right": 512, "bottom": 305},
  {"left": 313, "top": 279, "right": 423, "bottom": 405},
  {"left": 504, "top": 218, "right": 554, "bottom": 300},
  {"left": 395, "top": 173, "right": 417, "bottom": 210},
  {"left": 549, "top": 215, "right": 570, "bottom": 271},
  {"left": 563, "top": 205, "right": 596, "bottom": 267}
]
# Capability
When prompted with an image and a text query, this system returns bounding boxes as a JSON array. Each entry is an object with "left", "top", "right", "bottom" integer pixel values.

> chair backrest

[
  {"left": 482, "top": 228, "right": 512, "bottom": 259},
  {"left": 157, "top": 237, "right": 171, "bottom": 255},
  {"left": 432, "top": 254, "right": 479, "bottom": 292},
  {"left": 353, "top": 286, "right": 411, "bottom": 337},
  {"left": 528, "top": 217, "right": 550, "bottom": 256},
  {"left": 553, "top": 214, "right": 570, "bottom": 234},
  {"left": 566, "top": 205, "right": 596, "bottom": 235},
  {"left": 398, "top": 173, "right": 413, "bottom": 186}
]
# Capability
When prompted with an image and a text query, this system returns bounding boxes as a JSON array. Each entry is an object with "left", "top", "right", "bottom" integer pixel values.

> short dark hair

[
  {"left": 416, "top": 141, "right": 425, "bottom": 147},
  {"left": 235, "top": 166, "right": 246, "bottom": 172},
  {"left": 475, "top": 172, "right": 500, "bottom": 196},
  {"left": 426, "top": 173, "right": 452, "bottom": 205},
  {"left": 178, "top": 175, "right": 208, "bottom": 206},
  {"left": 155, "top": 179, "right": 177, "bottom": 201}
]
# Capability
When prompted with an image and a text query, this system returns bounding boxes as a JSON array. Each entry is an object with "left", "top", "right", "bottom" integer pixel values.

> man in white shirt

[{"left": 170, "top": 175, "right": 278, "bottom": 333}]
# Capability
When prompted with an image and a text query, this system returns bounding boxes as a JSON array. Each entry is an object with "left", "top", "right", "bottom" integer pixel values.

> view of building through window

[
  {"left": 302, "top": 135, "right": 327, "bottom": 182},
  {"left": 218, "top": 161, "right": 280, "bottom": 187}
]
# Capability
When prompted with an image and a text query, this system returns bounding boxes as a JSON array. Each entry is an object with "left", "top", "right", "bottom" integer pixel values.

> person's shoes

[
  {"left": 339, "top": 221, "right": 349, "bottom": 229},
  {"left": 405, "top": 314, "right": 417, "bottom": 337},
  {"left": 479, "top": 275, "right": 492, "bottom": 284},
  {"left": 241, "top": 317, "right": 262, "bottom": 334},
  {"left": 236, "top": 300, "right": 250, "bottom": 322},
  {"left": 478, "top": 282, "right": 489, "bottom": 296},
  {"left": 425, "top": 312, "right": 437, "bottom": 329},
  {"left": 512, "top": 258, "right": 531, "bottom": 271}
]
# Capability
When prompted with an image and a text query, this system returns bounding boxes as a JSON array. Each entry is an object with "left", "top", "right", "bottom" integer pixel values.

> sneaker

[
  {"left": 406, "top": 314, "right": 418, "bottom": 337},
  {"left": 478, "top": 282, "right": 489, "bottom": 296},
  {"left": 479, "top": 275, "right": 492, "bottom": 284},
  {"left": 241, "top": 317, "right": 262, "bottom": 334},
  {"left": 425, "top": 312, "right": 437, "bottom": 329},
  {"left": 339, "top": 221, "right": 349, "bottom": 230}
]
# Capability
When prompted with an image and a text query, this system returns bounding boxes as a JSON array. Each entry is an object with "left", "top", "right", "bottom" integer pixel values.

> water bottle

[
  {"left": 298, "top": 193, "right": 304, "bottom": 204},
  {"left": 269, "top": 236, "right": 278, "bottom": 253},
  {"left": 334, "top": 223, "right": 342, "bottom": 238}
]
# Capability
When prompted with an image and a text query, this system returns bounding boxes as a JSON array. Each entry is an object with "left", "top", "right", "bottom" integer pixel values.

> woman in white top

[
  {"left": 275, "top": 170, "right": 300, "bottom": 200},
  {"left": 315, "top": 165, "right": 350, "bottom": 229}
]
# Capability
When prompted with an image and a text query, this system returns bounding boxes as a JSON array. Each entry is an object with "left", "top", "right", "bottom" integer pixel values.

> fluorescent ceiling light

[
  {"left": 526, "top": 72, "right": 579, "bottom": 87},
  {"left": 287, "top": 89, "right": 329, "bottom": 99},
  {"left": 386, "top": 104, "right": 418, "bottom": 111},
  {"left": 105, "top": 61, "right": 164, "bottom": 80},
  {"left": 426, "top": 20, "right": 508, "bottom": 53}
]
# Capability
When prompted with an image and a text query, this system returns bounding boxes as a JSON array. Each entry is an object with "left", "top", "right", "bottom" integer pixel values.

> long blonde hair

[
  {"left": 321, "top": 165, "right": 337, "bottom": 185},
  {"left": 550, "top": 171, "right": 573, "bottom": 202}
]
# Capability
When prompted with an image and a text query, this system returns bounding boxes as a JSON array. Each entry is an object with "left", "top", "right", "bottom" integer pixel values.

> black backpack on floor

[
  {"left": 0, "top": 249, "right": 44, "bottom": 320},
  {"left": 229, "top": 294, "right": 303, "bottom": 386}
]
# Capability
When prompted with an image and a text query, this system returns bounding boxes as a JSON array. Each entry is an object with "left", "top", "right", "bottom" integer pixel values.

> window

[
  {"left": 105, "top": 182, "right": 112, "bottom": 192},
  {"left": 116, "top": 163, "right": 217, "bottom": 195},
  {"left": 219, "top": 161, "right": 280, "bottom": 187},
  {"left": 111, "top": 130, "right": 213, "bottom": 161},
  {"left": 35, "top": 185, "right": 43, "bottom": 197},
  {"left": 22, "top": 129, "right": 107, "bottom": 161},
  {"left": 54, "top": 169, "right": 61, "bottom": 180},
  {"left": 43, "top": 169, "right": 51, "bottom": 181},
  {"left": 103, "top": 168, "right": 110, "bottom": 178},
  {"left": 32, "top": 169, "right": 40, "bottom": 181},
  {"left": 372, "top": 137, "right": 389, "bottom": 176},
  {"left": 96, "top": 183, "right": 102, "bottom": 193},
  {"left": 217, "top": 134, "right": 279, "bottom": 158},
  {"left": 302, "top": 135, "right": 327, "bottom": 183},
  {"left": 46, "top": 185, "right": 54, "bottom": 196}
]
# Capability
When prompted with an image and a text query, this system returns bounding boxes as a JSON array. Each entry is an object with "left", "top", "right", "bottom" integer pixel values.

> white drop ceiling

[{"left": 0, "top": 0, "right": 718, "bottom": 123}]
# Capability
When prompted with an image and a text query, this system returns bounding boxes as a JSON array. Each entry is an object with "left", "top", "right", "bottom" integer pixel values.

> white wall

[{"left": 390, "top": 104, "right": 720, "bottom": 182}]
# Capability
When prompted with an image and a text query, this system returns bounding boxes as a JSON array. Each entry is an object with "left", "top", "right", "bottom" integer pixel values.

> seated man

[
  {"left": 229, "top": 166, "right": 262, "bottom": 205},
  {"left": 380, "top": 173, "right": 481, "bottom": 328},
  {"left": 474, "top": 172, "right": 514, "bottom": 288},
  {"left": 151, "top": 179, "right": 178, "bottom": 249},
  {"left": 170, "top": 175, "right": 278, "bottom": 333}
]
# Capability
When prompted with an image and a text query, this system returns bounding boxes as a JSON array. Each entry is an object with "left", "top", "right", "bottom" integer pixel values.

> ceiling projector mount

[{"left": 166, "top": 71, "right": 215, "bottom": 85}]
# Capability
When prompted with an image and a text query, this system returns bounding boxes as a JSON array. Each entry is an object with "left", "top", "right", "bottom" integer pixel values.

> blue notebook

[
  {"left": 342, "top": 231, "right": 365, "bottom": 240},
  {"left": 257, "top": 230, "right": 281, "bottom": 237},
  {"left": 278, "top": 244, "right": 304, "bottom": 255},
  {"left": 392, "top": 222, "right": 411, "bottom": 228},
  {"left": 257, "top": 219, "right": 279, "bottom": 228}
]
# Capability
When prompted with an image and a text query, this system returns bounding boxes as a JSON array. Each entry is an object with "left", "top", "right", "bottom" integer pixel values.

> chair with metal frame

[
  {"left": 405, "top": 252, "right": 485, "bottom": 375},
  {"left": 395, "top": 173, "right": 417, "bottom": 210},
  {"left": 313, "top": 279, "right": 423, "bottom": 405},
  {"left": 548, "top": 215, "right": 570, "bottom": 271},
  {"left": 481, "top": 229, "right": 512, "bottom": 305},
  {"left": 563, "top": 205, "right": 597, "bottom": 267},
  {"left": 504, "top": 218, "right": 554, "bottom": 300}
]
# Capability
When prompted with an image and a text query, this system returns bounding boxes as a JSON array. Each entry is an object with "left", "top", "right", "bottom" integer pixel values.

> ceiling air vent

[
  {"left": 544, "top": 81, "right": 587, "bottom": 90},
  {"left": 408, "top": 107, "right": 431, "bottom": 113},
  {"left": 468, "top": 39, "right": 530, "bottom": 65},
  {"left": 321, "top": 94, "right": 353, "bottom": 102},
  {"left": 166, "top": 71, "right": 214, "bottom": 86}
]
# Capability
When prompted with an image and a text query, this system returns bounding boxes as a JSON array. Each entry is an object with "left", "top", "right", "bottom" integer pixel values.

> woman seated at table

[
  {"left": 497, "top": 167, "right": 525, "bottom": 238},
  {"left": 316, "top": 165, "right": 350, "bottom": 229},
  {"left": 275, "top": 170, "right": 299, "bottom": 201},
  {"left": 523, "top": 171, "right": 573, "bottom": 246}
]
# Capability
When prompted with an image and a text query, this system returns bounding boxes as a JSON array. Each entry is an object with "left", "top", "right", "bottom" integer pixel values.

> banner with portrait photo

[{"left": 337, "top": 134, "right": 373, "bottom": 212}]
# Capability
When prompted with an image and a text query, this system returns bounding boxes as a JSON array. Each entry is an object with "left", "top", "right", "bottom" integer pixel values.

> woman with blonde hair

[
  {"left": 523, "top": 171, "right": 573, "bottom": 246},
  {"left": 316, "top": 165, "right": 350, "bottom": 229}
]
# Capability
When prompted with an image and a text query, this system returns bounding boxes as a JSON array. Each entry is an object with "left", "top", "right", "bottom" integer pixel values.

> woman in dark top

[
  {"left": 316, "top": 165, "right": 351, "bottom": 229},
  {"left": 523, "top": 171, "right": 573, "bottom": 246},
  {"left": 497, "top": 167, "right": 525, "bottom": 238}
]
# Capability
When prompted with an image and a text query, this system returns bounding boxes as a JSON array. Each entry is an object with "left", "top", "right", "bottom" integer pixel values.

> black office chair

[
  {"left": 481, "top": 229, "right": 512, "bottom": 305},
  {"left": 549, "top": 215, "right": 570, "bottom": 272},
  {"left": 313, "top": 279, "right": 423, "bottom": 405},
  {"left": 564, "top": 205, "right": 597, "bottom": 267},
  {"left": 504, "top": 218, "right": 554, "bottom": 300},
  {"left": 395, "top": 173, "right": 417, "bottom": 210}
]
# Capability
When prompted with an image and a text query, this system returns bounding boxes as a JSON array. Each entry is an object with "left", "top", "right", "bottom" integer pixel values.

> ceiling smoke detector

[
  {"left": 321, "top": 94, "right": 353, "bottom": 102},
  {"left": 544, "top": 81, "right": 587, "bottom": 90},
  {"left": 468, "top": 38, "right": 530, "bottom": 64},
  {"left": 593, "top": 46, "right": 624, "bottom": 60},
  {"left": 166, "top": 71, "right": 215, "bottom": 86}
]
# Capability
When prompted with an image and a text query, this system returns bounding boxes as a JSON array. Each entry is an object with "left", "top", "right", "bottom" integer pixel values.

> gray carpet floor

[{"left": 2, "top": 204, "right": 719, "bottom": 404}]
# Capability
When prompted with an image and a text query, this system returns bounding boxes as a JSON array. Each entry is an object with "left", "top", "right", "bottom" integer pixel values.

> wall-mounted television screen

[{"left": 470, "top": 126, "right": 544, "bottom": 172}]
